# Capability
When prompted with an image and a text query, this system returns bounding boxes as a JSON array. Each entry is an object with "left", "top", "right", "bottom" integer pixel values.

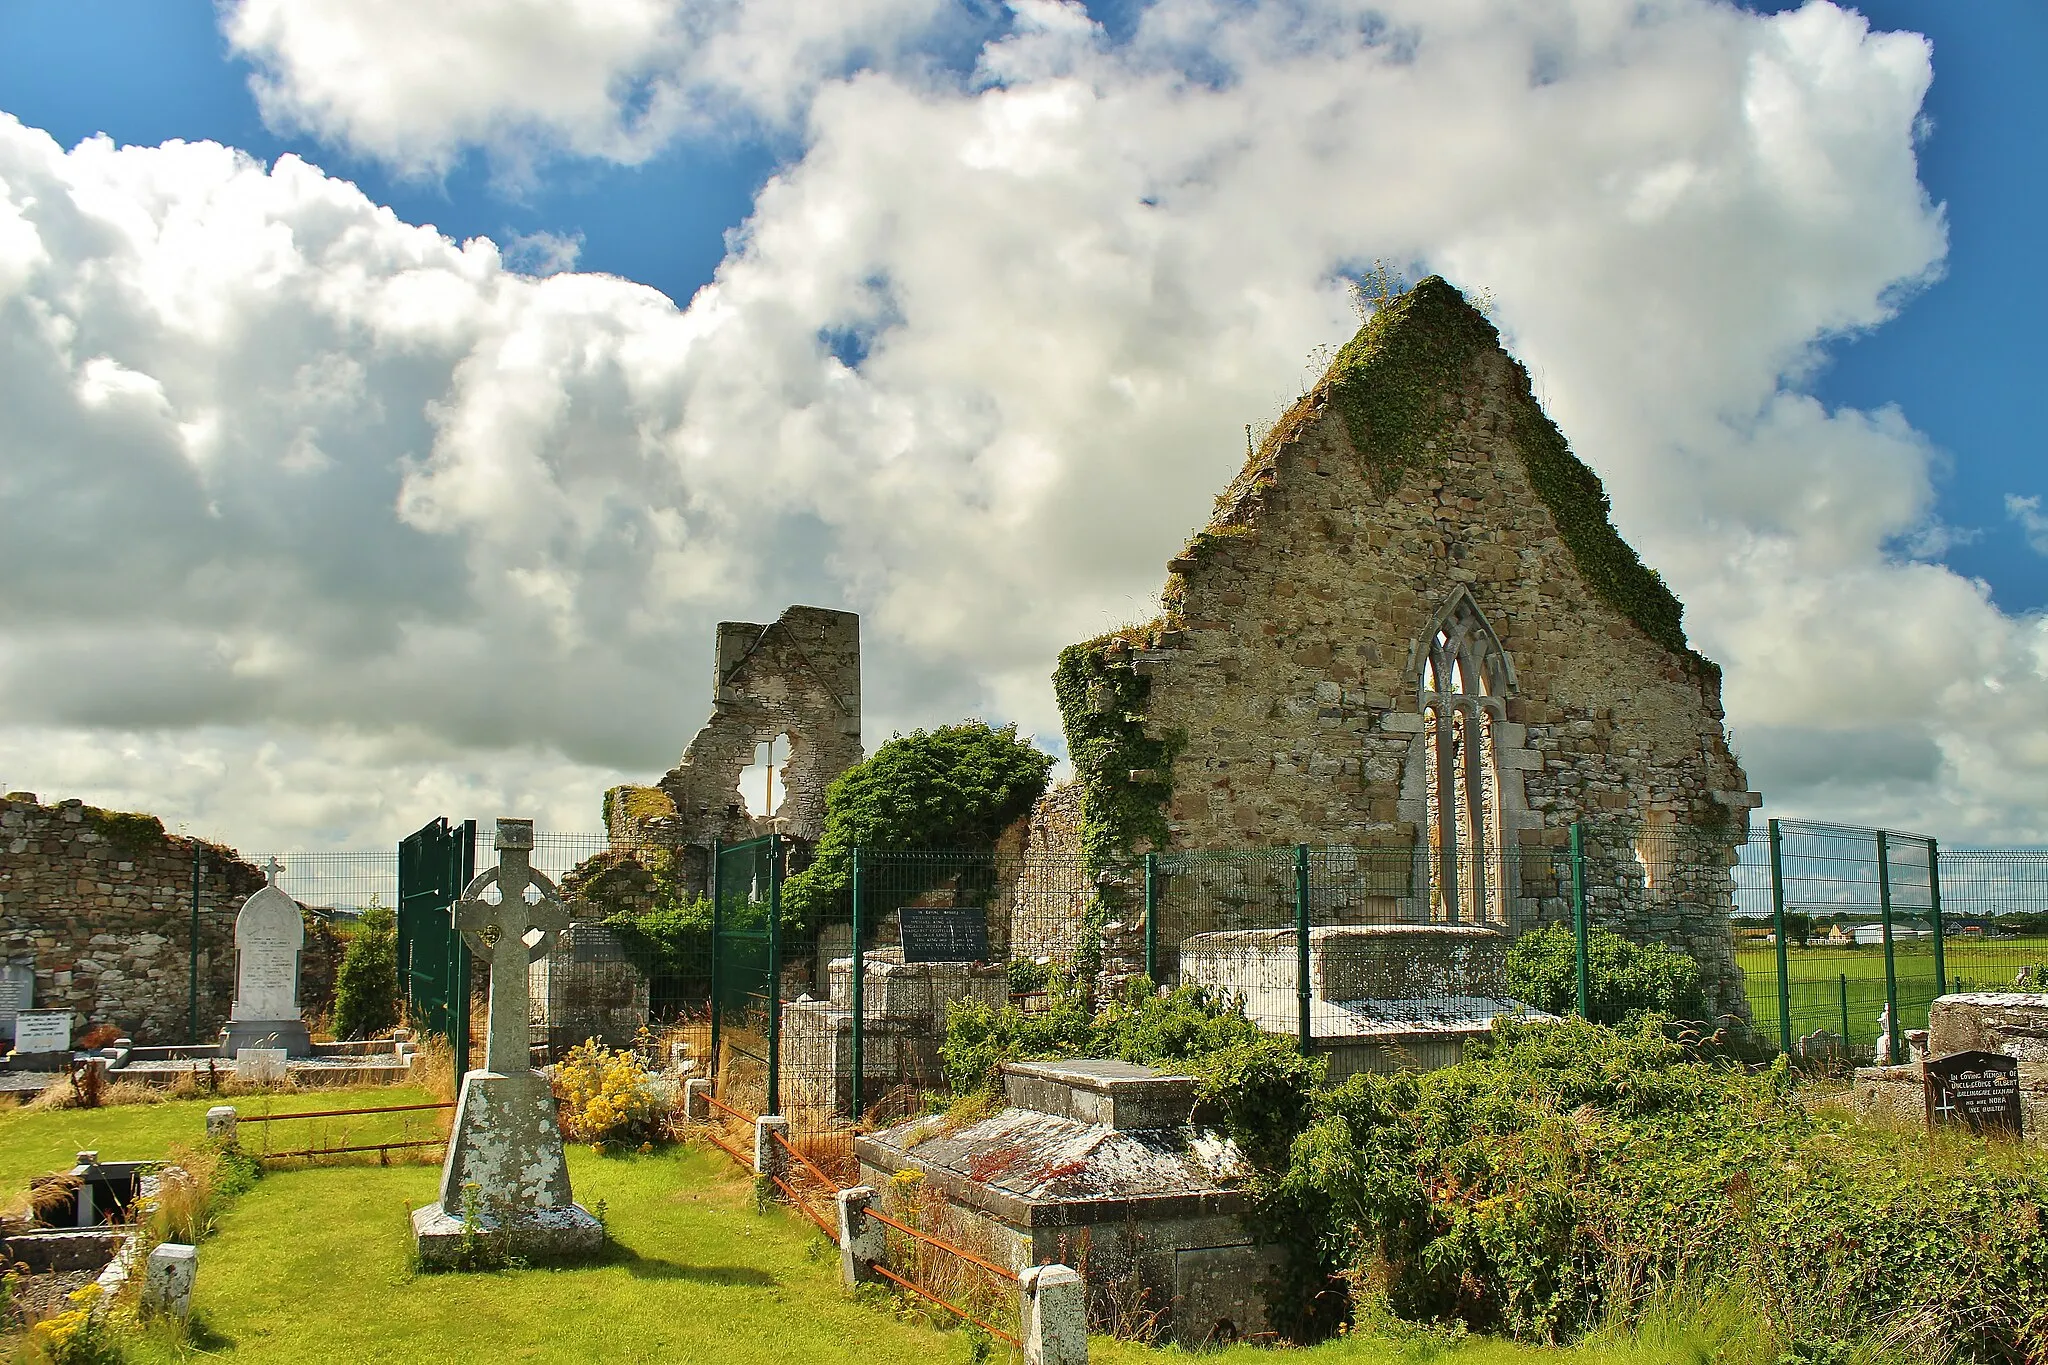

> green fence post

[
  {"left": 1927, "top": 837, "right": 1947, "bottom": 999},
  {"left": 1570, "top": 823, "right": 1590, "bottom": 1019},
  {"left": 1769, "top": 819, "right": 1792, "bottom": 1055},
  {"left": 708, "top": 838, "right": 723, "bottom": 1092},
  {"left": 1839, "top": 973, "right": 1851, "bottom": 1053},
  {"left": 1877, "top": 830, "right": 1902, "bottom": 1063},
  {"left": 188, "top": 843, "right": 202, "bottom": 1043},
  {"left": 767, "top": 833, "right": 783, "bottom": 1116},
  {"left": 1144, "top": 853, "right": 1159, "bottom": 985},
  {"left": 1295, "top": 845, "right": 1312, "bottom": 1056},
  {"left": 850, "top": 846, "right": 865, "bottom": 1122},
  {"left": 453, "top": 820, "right": 475, "bottom": 1080}
]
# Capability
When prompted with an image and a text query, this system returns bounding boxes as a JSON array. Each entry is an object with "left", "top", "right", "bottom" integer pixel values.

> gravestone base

[
  {"left": 5, "top": 1050, "right": 72, "bottom": 1073},
  {"left": 219, "top": 1018, "right": 313, "bottom": 1058},
  {"left": 412, "top": 1070, "right": 603, "bottom": 1268}
]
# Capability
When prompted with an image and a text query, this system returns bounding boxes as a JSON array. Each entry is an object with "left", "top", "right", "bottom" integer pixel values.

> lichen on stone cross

[
  {"left": 454, "top": 818, "right": 569, "bottom": 1075},
  {"left": 264, "top": 856, "right": 283, "bottom": 885}
]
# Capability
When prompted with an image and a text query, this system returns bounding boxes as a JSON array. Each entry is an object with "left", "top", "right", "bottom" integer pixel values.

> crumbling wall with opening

[{"left": 597, "top": 608, "right": 861, "bottom": 894}]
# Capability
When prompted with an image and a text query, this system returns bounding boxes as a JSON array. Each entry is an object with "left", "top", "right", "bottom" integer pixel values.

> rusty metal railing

[{"left": 686, "top": 1087, "right": 1025, "bottom": 1351}]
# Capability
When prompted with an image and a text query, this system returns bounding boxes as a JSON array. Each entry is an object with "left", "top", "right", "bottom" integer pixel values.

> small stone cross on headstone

[{"left": 454, "top": 817, "right": 569, "bottom": 1076}]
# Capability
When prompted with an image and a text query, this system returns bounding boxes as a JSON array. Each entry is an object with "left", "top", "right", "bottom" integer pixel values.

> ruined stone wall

[
  {"left": 1058, "top": 280, "right": 1756, "bottom": 1012},
  {"left": 0, "top": 794, "right": 264, "bottom": 1043},
  {"left": 642, "top": 606, "right": 862, "bottom": 878}
]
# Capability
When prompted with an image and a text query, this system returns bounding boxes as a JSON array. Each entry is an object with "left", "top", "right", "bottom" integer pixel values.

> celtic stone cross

[{"left": 454, "top": 818, "right": 569, "bottom": 1075}]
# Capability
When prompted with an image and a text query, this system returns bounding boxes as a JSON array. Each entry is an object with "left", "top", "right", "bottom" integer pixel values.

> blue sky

[
  {"left": 4, "top": 0, "right": 2039, "bottom": 608},
  {"left": 0, "top": 0, "right": 2044, "bottom": 848}
]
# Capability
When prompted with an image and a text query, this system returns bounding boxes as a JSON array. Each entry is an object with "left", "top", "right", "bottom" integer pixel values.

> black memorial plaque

[
  {"left": 899, "top": 907, "right": 990, "bottom": 964},
  {"left": 1925, "top": 1050, "right": 2022, "bottom": 1137}
]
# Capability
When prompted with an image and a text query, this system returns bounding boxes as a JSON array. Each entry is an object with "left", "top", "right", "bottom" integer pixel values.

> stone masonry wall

[
  {"left": 618, "top": 607, "right": 861, "bottom": 894},
  {"left": 1059, "top": 280, "right": 1757, "bottom": 1014},
  {"left": 0, "top": 793, "right": 324, "bottom": 1045}
]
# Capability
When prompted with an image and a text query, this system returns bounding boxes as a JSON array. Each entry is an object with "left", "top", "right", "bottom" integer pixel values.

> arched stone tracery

[{"left": 1416, "top": 592, "right": 1515, "bottom": 925}]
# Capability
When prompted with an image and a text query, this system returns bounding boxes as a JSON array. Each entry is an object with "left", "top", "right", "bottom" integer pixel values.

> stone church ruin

[
  {"left": 595, "top": 604, "right": 861, "bottom": 895},
  {"left": 1016, "top": 275, "right": 1760, "bottom": 1067},
  {"left": 573, "top": 278, "right": 1763, "bottom": 1102}
]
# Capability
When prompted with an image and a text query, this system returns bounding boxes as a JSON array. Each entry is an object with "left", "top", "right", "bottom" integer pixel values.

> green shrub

[
  {"left": 1504, "top": 922, "right": 1709, "bottom": 1025},
  {"left": 781, "top": 722, "right": 1054, "bottom": 929},
  {"left": 1267, "top": 1014, "right": 2048, "bottom": 1360},
  {"left": 604, "top": 894, "right": 714, "bottom": 975},
  {"left": 332, "top": 900, "right": 399, "bottom": 1039}
]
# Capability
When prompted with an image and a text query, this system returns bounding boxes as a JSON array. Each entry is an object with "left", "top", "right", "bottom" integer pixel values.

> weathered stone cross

[{"left": 454, "top": 818, "right": 569, "bottom": 1076}]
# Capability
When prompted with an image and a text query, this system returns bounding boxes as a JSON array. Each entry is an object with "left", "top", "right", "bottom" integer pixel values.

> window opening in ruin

[
  {"left": 1418, "top": 595, "right": 1512, "bottom": 925},
  {"left": 1635, "top": 807, "right": 1675, "bottom": 893},
  {"left": 738, "top": 733, "right": 792, "bottom": 821}
]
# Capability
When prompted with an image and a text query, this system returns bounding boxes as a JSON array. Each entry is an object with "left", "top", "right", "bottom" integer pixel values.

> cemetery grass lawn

[
  {"left": 0, "top": 1095, "right": 1814, "bottom": 1365},
  {"left": 0, "top": 1083, "right": 441, "bottom": 1196},
  {"left": 127, "top": 1143, "right": 974, "bottom": 1365}
]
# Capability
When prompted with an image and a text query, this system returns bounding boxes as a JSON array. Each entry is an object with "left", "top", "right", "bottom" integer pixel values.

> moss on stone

[
  {"left": 1324, "top": 275, "right": 1499, "bottom": 492},
  {"left": 82, "top": 806, "right": 166, "bottom": 854},
  {"left": 602, "top": 785, "right": 676, "bottom": 832},
  {"left": 1508, "top": 393, "right": 1697, "bottom": 663},
  {"left": 1211, "top": 275, "right": 1698, "bottom": 662},
  {"left": 1052, "top": 626, "right": 1187, "bottom": 875}
]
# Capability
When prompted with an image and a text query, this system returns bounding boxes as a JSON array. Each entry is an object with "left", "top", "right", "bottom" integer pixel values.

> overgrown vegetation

[
  {"left": 331, "top": 900, "right": 399, "bottom": 1039},
  {"left": 1504, "top": 923, "right": 1709, "bottom": 1026},
  {"left": 943, "top": 986, "right": 2048, "bottom": 1362},
  {"left": 1269, "top": 1016, "right": 2048, "bottom": 1360},
  {"left": 553, "top": 1038, "right": 662, "bottom": 1149},
  {"left": 1322, "top": 275, "right": 1499, "bottom": 493},
  {"left": 80, "top": 806, "right": 166, "bottom": 856},
  {"left": 1507, "top": 397, "right": 1691, "bottom": 660},
  {"left": 781, "top": 723, "right": 1054, "bottom": 928},
  {"left": 1050, "top": 637, "right": 1186, "bottom": 875}
]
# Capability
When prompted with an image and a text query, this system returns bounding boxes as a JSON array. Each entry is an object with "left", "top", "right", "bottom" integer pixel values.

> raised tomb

[{"left": 1027, "top": 277, "right": 1759, "bottom": 1063}]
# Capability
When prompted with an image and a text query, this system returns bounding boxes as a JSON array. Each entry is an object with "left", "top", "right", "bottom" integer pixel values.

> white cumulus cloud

[
  {"left": 220, "top": 0, "right": 956, "bottom": 176},
  {"left": 3, "top": 0, "right": 2046, "bottom": 851}
]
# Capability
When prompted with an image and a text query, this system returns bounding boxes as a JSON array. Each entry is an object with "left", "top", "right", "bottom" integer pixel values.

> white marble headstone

[
  {"left": 13, "top": 1009, "right": 71, "bottom": 1054},
  {"left": 231, "top": 859, "right": 304, "bottom": 1023},
  {"left": 0, "top": 962, "right": 30, "bottom": 1042},
  {"left": 233, "top": 1047, "right": 288, "bottom": 1084}
]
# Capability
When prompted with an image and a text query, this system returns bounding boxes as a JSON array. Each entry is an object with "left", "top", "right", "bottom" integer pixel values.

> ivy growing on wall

[
  {"left": 1323, "top": 274, "right": 1500, "bottom": 493},
  {"left": 1509, "top": 396, "right": 1695, "bottom": 661},
  {"left": 1328, "top": 274, "right": 1700, "bottom": 663},
  {"left": 1052, "top": 631, "right": 1186, "bottom": 876},
  {"left": 83, "top": 806, "right": 167, "bottom": 855}
]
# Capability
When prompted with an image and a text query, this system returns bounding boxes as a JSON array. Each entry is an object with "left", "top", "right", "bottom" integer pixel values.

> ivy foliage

[
  {"left": 1051, "top": 635, "right": 1186, "bottom": 875},
  {"left": 1324, "top": 274, "right": 1499, "bottom": 493},
  {"left": 1509, "top": 399, "right": 1692, "bottom": 659},
  {"left": 1504, "top": 922, "right": 1709, "bottom": 1026},
  {"left": 1268, "top": 1015, "right": 2048, "bottom": 1359},
  {"left": 1326, "top": 275, "right": 1691, "bottom": 656},
  {"left": 332, "top": 900, "right": 399, "bottom": 1039},
  {"left": 82, "top": 805, "right": 167, "bottom": 855},
  {"left": 781, "top": 722, "right": 1054, "bottom": 929}
]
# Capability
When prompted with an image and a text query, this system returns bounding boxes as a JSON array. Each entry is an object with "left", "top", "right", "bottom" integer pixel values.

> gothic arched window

[{"left": 1418, "top": 592, "right": 1514, "bottom": 925}]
